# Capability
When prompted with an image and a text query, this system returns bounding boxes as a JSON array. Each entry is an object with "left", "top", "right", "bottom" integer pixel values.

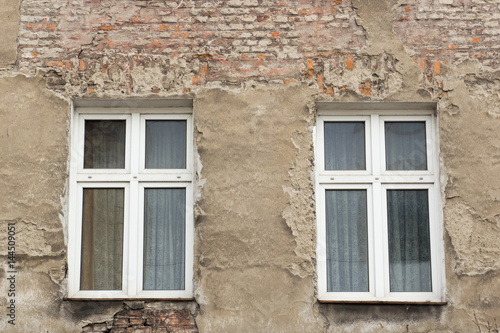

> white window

[
  {"left": 315, "top": 103, "right": 445, "bottom": 303},
  {"left": 67, "top": 101, "right": 193, "bottom": 299}
]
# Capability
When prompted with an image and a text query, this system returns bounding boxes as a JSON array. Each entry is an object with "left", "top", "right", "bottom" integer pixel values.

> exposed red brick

[
  {"left": 346, "top": 54, "right": 354, "bottom": 70},
  {"left": 325, "top": 86, "right": 334, "bottom": 96},
  {"left": 434, "top": 61, "right": 440, "bottom": 75},
  {"left": 192, "top": 74, "right": 200, "bottom": 86},
  {"left": 307, "top": 59, "right": 314, "bottom": 78},
  {"left": 419, "top": 59, "right": 425, "bottom": 71},
  {"left": 99, "top": 25, "right": 115, "bottom": 30},
  {"left": 26, "top": 23, "right": 57, "bottom": 30},
  {"left": 47, "top": 60, "right": 63, "bottom": 67},
  {"left": 317, "top": 73, "right": 324, "bottom": 92}
]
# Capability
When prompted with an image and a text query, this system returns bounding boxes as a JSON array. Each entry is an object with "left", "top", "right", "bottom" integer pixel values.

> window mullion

[
  {"left": 127, "top": 180, "right": 139, "bottom": 296},
  {"left": 372, "top": 182, "right": 386, "bottom": 298},
  {"left": 127, "top": 113, "right": 141, "bottom": 296},
  {"left": 130, "top": 113, "right": 141, "bottom": 174},
  {"left": 370, "top": 114, "right": 385, "bottom": 297},
  {"left": 370, "top": 114, "right": 381, "bottom": 176}
]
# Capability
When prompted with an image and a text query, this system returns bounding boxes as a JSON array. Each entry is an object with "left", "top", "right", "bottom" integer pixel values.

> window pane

[
  {"left": 387, "top": 190, "right": 432, "bottom": 292},
  {"left": 80, "top": 188, "right": 124, "bottom": 290},
  {"left": 146, "top": 120, "right": 187, "bottom": 169},
  {"left": 84, "top": 120, "right": 126, "bottom": 169},
  {"left": 325, "top": 190, "right": 369, "bottom": 292},
  {"left": 324, "top": 122, "right": 365, "bottom": 170},
  {"left": 385, "top": 122, "right": 427, "bottom": 170},
  {"left": 143, "top": 188, "right": 186, "bottom": 290}
]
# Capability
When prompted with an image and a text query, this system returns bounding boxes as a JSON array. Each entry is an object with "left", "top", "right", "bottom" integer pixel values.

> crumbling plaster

[{"left": 0, "top": 0, "right": 499, "bottom": 332}]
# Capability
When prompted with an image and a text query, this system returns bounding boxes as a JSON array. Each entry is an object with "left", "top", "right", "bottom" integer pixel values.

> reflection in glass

[
  {"left": 387, "top": 190, "right": 432, "bottom": 292},
  {"left": 324, "top": 122, "right": 365, "bottom": 170},
  {"left": 385, "top": 122, "right": 427, "bottom": 170},
  {"left": 84, "top": 120, "right": 126, "bottom": 169},
  {"left": 146, "top": 120, "right": 186, "bottom": 169},
  {"left": 143, "top": 188, "right": 186, "bottom": 290},
  {"left": 80, "top": 188, "right": 124, "bottom": 290},
  {"left": 325, "top": 190, "right": 369, "bottom": 292}
]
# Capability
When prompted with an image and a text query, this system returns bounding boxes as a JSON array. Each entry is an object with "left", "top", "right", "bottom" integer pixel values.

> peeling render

[{"left": 1, "top": 0, "right": 500, "bottom": 332}]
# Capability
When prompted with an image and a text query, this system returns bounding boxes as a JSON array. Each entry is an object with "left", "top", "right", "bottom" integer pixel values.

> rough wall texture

[
  {"left": 0, "top": 0, "right": 500, "bottom": 332},
  {"left": 0, "top": 0, "right": 21, "bottom": 68}
]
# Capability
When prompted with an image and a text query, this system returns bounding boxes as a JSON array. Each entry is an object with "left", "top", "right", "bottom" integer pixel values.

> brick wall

[
  {"left": 16, "top": 0, "right": 500, "bottom": 94},
  {"left": 17, "top": 0, "right": 364, "bottom": 94},
  {"left": 394, "top": 0, "right": 500, "bottom": 68},
  {"left": 82, "top": 309, "right": 197, "bottom": 333}
]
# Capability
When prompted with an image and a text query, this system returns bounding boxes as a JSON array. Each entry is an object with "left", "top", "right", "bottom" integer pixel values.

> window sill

[
  {"left": 64, "top": 297, "right": 195, "bottom": 301},
  {"left": 318, "top": 299, "right": 447, "bottom": 305}
]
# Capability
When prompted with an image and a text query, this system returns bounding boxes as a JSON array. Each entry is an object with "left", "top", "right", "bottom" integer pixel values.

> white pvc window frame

[
  {"left": 315, "top": 106, "right": 445, "bottom": 303},
  {"left": 68, "top": 105, "right": 194, "bottom": 300}
]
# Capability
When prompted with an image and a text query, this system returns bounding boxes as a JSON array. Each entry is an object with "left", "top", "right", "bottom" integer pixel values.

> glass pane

[
  {"left": 385, "top": 122, "right": 427, "bottom": 170},
  {"left": 146, "top": 120, "right": 187, "bottom": 169},
  {"left": 84, "top": 120, "right": 126, "bottom": 169},
  {"left": 80, "top": 188, "right": 124, "bottom": 290},
  {"left": 324, "top": 122, "right": 365, "bottom": 170},
  {"left": 325, "top": 190, "right": 369, "bottom": 292},
  {"left": 143, "top": 188, "right": 186, "bottom": 290},
  {"left": 387, "top": 190, "right": 432, "bottom": 292}
]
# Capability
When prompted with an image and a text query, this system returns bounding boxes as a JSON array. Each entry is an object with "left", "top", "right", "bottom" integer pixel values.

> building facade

[{"left": 1, "top": 0, "right": 500, "bottom": 332}]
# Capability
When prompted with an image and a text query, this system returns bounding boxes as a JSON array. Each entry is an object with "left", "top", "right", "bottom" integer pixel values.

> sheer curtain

[
  {"left": 385, "top": 122, "right": 427, "bottom": 170},
  {"left": 146, "top": 120, "right": 186, "bottom": 169},
  {"left": 385, "top": 121, "right": 432, "bottom": 292},
  {"left": 143, "top": 120, "right": 187, "bottom": 290},
  {"left": 325, "top": 190, "right": 369, "bottom": 292},
  {"left": 81, "top": 188, "right": 124, "bottom": 290},
  {"left": 143, "top": 188, "right": 185, "bottom": 290},
  {"left": 387, "top": 190, "right": 431, "bottom": 292},
  {"left": 324, "top": 122, "right": 365, "bottom": 170}
]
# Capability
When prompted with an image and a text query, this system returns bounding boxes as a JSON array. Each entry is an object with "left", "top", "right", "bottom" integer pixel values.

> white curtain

[
  {"left": 325, "top": 190, "right": 369, "bottom": 292},
  {"left": 324, "top": 122, "right": 365, "bottom": 170},
  {"left": 145, "top": 120, "right": 186, "bottom": 169},
  {"left": 387, "top": 190, "right": 432, "bottom": 292},
  {"left": 143, "top": 188, "right": 186, "bottom": 290},
  {"left": 385, "top": 122, "right": 427, "bottom": 170}
]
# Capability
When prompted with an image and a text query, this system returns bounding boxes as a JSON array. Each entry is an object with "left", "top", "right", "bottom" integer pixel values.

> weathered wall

[{"left": 0, "top": 0, "right": 500, "bottom": 332}]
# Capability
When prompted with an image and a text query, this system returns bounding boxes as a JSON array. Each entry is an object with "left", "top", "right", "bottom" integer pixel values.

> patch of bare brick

[{"left": 82, "top": 310, "right": 197, "bottom": 333}]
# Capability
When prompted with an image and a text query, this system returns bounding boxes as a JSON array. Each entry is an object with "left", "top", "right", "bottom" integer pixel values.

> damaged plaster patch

[
  {"left": 193, "top": 86, "right": 325, "bottom": 332},
  {"left": 440, "top": 60, "right": 500, "bottom": 221},
  {"left": 351, "top": 0, "right": 433, "bottom": 100},
  {"left": 79, "top": 302, "right": 199, "bottom": 333},
  {"left": 0, "top": 219, "right": 63, "bottom": 257},
  {"left": 0, "top": 74, "right": 69, "bottom": 254},
  {"left": 282, "top": 129, "right": 316, "bottom": 278},
  {"left": 322, "top": 53, "right": 404, "bottom": 100},
  {"left": 444, "top": 198, "right": 500, "bottom": 276},
  {"left": 461, "top": 69, "right": 500, "bottom": 119}
]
